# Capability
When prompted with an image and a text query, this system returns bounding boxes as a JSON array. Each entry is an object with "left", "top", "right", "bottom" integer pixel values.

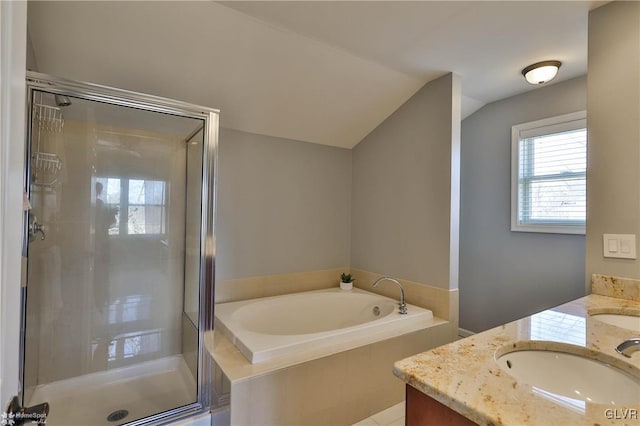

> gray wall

[
  {"left": 351, "top": 73, "right": 461, "bottom": 290},
  {"left": 586, "top": 1, "right": 640, "bottom": 286},
  {"left": 216, "top": 128, "right": 352, "bottom": 280},
  {"left": 460, "top": 76, "right": 587, "bottom": 332},
  {"left": 26, "top": 30, "right": 38, "bottom": 71}
]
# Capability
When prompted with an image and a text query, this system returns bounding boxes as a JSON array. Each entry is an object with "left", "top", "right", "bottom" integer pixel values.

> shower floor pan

[{"left": 27, "top": 355, "right": 196, "bottom": 426}]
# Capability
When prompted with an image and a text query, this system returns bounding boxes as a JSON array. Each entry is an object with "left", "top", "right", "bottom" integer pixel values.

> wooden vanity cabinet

[{"left": 406, "top": 385, "right": 477, "bottom": 426}]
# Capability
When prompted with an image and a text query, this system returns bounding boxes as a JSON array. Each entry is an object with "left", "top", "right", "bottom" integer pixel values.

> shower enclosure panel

[{"left": 20, "top": 72, "right": 219, "bottom": 426}]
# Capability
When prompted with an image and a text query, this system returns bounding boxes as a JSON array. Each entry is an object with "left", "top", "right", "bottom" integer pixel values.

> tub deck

[
  {"left": 206, "top": 311, "right": 450, "bottom": 425},
  {"left": 214, "top": 288, "right": 434, "bottom": 364}
]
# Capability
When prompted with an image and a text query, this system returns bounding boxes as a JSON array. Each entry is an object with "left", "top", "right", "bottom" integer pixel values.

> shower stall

[{"left": 18, "top": 72, "right": 220, "bottom": 425}]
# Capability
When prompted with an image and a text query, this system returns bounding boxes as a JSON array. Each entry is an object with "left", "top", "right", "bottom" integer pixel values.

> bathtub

[{"left": 214, "top": 287, "right": 433, "bottom": 364}]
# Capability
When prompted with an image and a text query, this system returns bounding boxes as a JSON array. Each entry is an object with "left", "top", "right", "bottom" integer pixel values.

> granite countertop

[{"left": 393, "top": 276, "right": 640, "bottom": 426}]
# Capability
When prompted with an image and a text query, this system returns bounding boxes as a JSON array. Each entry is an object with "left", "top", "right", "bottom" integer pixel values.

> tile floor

[{"left": 351, "top": 402, "right": 405, "bottom": 426}]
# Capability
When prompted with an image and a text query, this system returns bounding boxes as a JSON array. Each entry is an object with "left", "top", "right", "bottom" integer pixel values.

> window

[
  {"left": 96, "top": 177, "right": 167, "bottom": 236},
  {"left": 127, "top": 179, "right": 167, "bottom": 235},
  {"left": 511, "top": 111, "right": 587, "bottom": 234}
]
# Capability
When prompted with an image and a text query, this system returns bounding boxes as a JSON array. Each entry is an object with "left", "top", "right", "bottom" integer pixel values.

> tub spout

[
  {"left": 372, "top": 277, "right": 407, "bottom": 314},
  {"left": 616, "top": 338, "right": 640, "bottom": 358}
]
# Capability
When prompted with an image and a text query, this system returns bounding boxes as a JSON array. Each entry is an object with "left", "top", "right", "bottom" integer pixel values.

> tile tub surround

[
  {"left": 393, "top": 294, "right": 640, "bottom": 425},
  {"left": 214, "top": 268, "right": 348, "bottom": 303},
  {"left": 214, "top": 288, "right": 433, "bottom": 364},
  {"left": 352, "top": 268, "right": 459, "bottom": 340},
  {"left": 215, "top": 269, "right": 458, "bottom": 342},
  {"left": 206, "top": 318, "right": 451, "bottom": 425}
]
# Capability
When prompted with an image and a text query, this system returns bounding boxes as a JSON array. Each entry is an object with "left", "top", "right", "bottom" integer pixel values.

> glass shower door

[{"left": 21, "top": 81, "right": 214, "bottom": 426}]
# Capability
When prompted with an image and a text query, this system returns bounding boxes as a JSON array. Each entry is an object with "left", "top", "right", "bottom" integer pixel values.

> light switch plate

[{"left": 603, "top": 234, "right": 637, "bottom": 259}]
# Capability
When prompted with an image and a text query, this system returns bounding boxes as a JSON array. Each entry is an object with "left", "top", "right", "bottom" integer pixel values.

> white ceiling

[{"left": 27, "top": 1, "right": 601, "bottom": 149}]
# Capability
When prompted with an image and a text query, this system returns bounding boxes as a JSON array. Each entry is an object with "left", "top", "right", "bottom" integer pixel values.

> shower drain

[{"left": 107, "top": 409, "right": 129, "bottom": 422}]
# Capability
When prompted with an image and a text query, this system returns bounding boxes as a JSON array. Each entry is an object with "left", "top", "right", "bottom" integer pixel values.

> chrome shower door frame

[{"left": 22, "top": 71, "right": 219, "bottom": 425}]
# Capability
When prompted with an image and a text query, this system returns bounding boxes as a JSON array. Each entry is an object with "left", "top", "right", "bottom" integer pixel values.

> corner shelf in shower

[{"left": 31, "top": 92, "right": 64, "bottom": 188}]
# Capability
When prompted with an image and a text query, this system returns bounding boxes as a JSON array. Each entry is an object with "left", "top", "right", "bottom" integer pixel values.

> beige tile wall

[
  {"left": 215, "top": 267, "right": 458, "bottom": 341},
  {"left": 352, "top": 268, "right": 459, "bottom": 340},
  {"left": 181, "top": 312, "right": 198, "bottom": 381},
  {"left": 228, "top": 325, "right": 451, "bottom": 425},
  {"left": 184, "top": 129, "right": 204, "bottom": 325},
  {"left": 215, "top": 267, "right": 349, "bottom": 303}
]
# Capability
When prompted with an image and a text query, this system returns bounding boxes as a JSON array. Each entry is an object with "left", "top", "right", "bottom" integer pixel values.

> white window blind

[{"left": 511, "top": 111, "right": 587, "bottom": 234}]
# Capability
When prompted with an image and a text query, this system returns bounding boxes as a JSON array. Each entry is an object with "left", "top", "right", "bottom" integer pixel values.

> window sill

[{"left": 511, "top": 223, "right": 585, "bottom": 235}]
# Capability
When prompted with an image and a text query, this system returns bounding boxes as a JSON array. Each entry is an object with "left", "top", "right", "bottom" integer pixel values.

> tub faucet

[
  {"left": 616, "top": 338, "right": 640, "bottom": 358},
  {"left": 372, "top": 277, "right": 407, "bottom": 314}
]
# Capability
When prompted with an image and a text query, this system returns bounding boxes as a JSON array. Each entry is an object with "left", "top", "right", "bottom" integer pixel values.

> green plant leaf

[{"left": 340, "top": 272, "right": 354, "bottom": 282}]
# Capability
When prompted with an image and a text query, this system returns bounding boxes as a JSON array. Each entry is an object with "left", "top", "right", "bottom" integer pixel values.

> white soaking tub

[{"left": 214, "top": 287, "right": 433, "bottom": 363}]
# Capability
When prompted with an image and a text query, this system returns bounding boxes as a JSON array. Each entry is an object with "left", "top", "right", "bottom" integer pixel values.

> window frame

[
  {"left": 126, "top": 178, "right": 168, "bottom": 236},
  {"left": 97, "top": 176, "right": 168, "bottom": 238},
  {"left": 510, "top": 111, "right": 587, "bottom": 235}
]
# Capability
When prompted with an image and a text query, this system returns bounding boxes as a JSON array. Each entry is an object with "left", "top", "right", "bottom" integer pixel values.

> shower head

[{"left": 54, "top": 94, "right": 72, "bottom": 107}]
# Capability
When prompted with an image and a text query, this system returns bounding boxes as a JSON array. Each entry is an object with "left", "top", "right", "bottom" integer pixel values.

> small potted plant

[{"left": 340, "top": 272, "right": 354, "bottom": 290}]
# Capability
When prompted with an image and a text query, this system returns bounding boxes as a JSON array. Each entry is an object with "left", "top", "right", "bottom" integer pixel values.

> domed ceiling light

[{"left": 521, "top": 60, "right": 562, "bottom": 85}]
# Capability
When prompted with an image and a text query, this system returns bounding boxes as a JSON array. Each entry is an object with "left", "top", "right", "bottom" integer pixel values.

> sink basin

[
  {"left": 591, "top": 313, "right": 640, "bottom": 332},
  {"left": 496, "top": 349, "right": 640, "bottom": 404}
]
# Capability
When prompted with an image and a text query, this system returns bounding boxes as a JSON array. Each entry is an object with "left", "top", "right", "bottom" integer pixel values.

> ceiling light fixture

[{"left": 521, "top": 60, "right": 562, "bottom": 85}]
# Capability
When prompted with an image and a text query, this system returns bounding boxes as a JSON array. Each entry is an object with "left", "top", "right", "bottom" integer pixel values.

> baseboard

[{"left": 458, "top": 327, "right": 475, "bottom": 338}]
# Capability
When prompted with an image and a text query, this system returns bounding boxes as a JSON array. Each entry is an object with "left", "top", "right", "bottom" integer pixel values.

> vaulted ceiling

[{"left": 27, "top": 1, "right": 602, "bottom": 148}]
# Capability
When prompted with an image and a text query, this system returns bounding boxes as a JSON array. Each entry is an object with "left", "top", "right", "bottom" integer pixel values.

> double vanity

[{"left": 393, "top": 274, "right": 640, "bottom": 425}]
